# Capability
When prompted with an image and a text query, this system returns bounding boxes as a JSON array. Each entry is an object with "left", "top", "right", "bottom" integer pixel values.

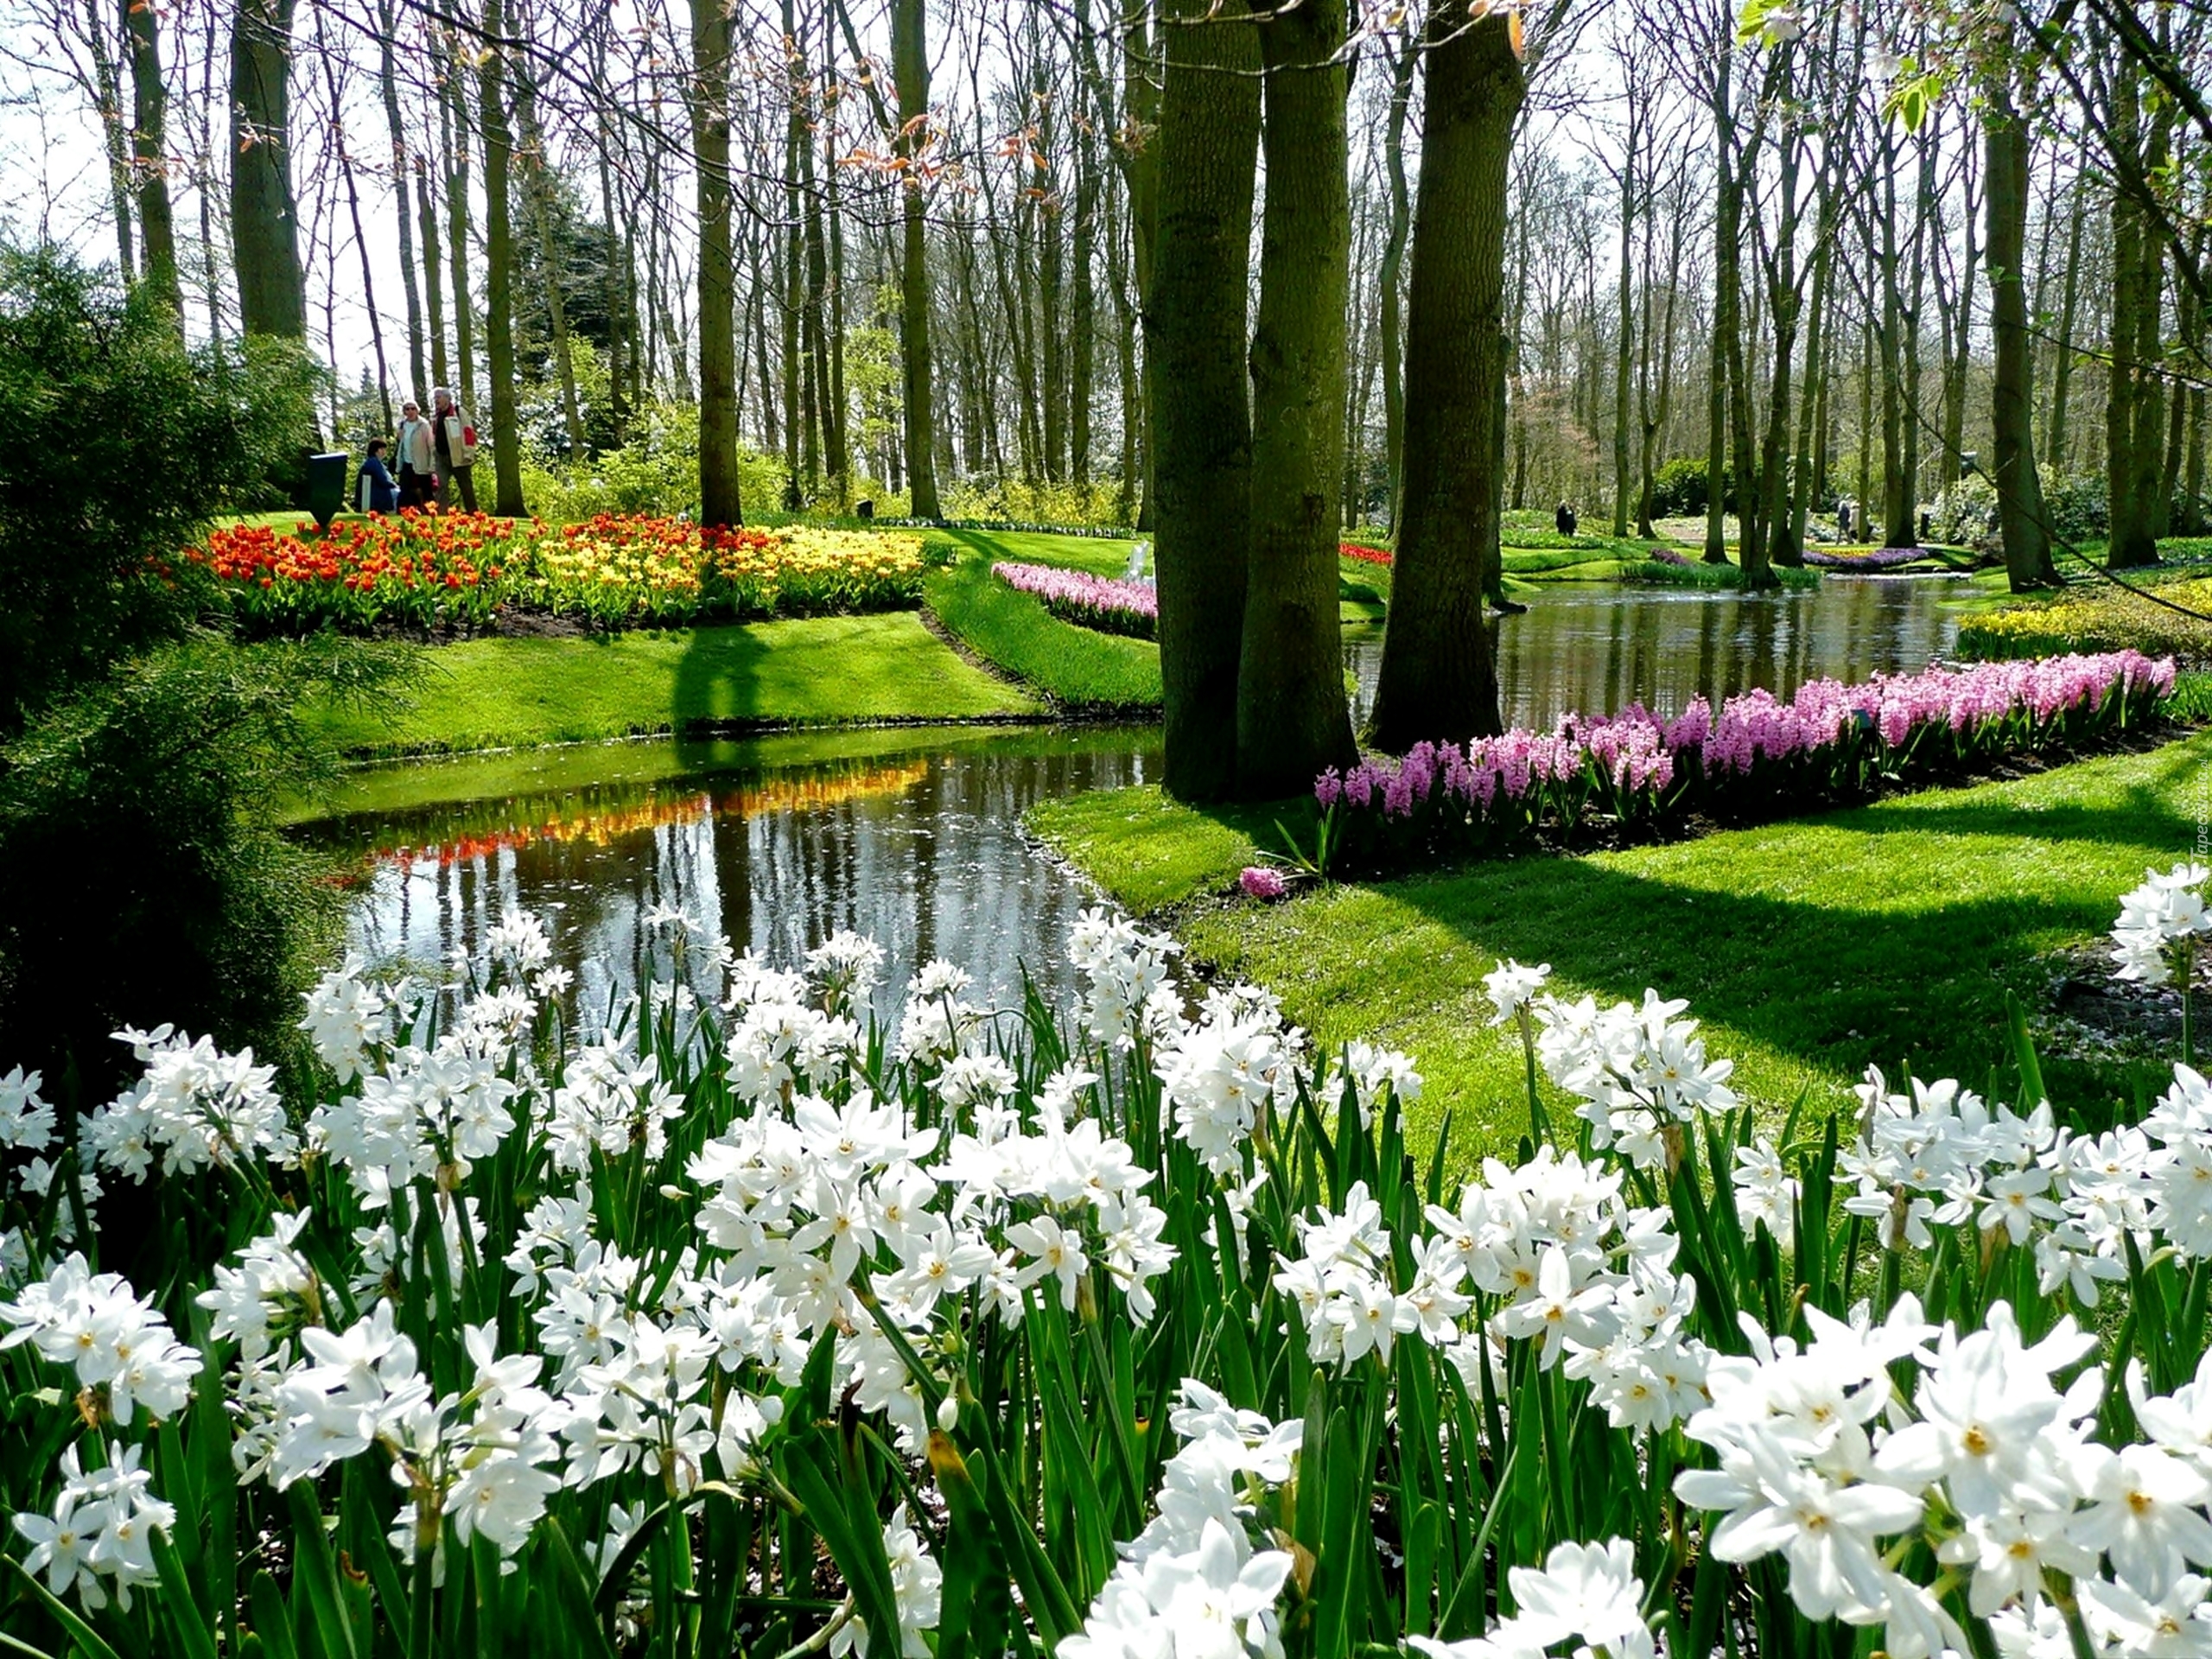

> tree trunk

[
  {"left": 84, "top": 0, "right": 134, "bottom": 281},
  {"left": 891, "top": 0, "right": 940, "bottom": 517},
  {"left": 512, "top": 47, "right": 583, "bottom": 458},
  {"left": 1377, "top": 26, "right": 1415, "bottom": 533},
  {"left": 415, "top": 156, "right": 448, "bottom": 394},
  {"left": 374, "top": 0, "right": 426, "bottom": 402},
  {"left": 1610, "top": 116, "right": 1635, "bottom": 539},
  {"left": 441, "top": 0, "right": 476, "bottom": 407},
  {"left": 477, "top": 0, "right": 524, "bottom": 515},
  {"left": 320, "top": 31, "right": 392, "bottom": 435},
  {"left": 229, "top": 0, "right": 304, "bottom": 338},
  {"left": 1703, "top": 44, "right": 1735, "bottom": 563},
  {"left": 1367, "top": 10, "right": 1523, "bottom": 753},
  {"left": 1147, "top": 0, "right": 1259, "bottom": 801},
  {"left": 690, "top": 0, "right": 741, "bottom": 524},
  {"left": 1235, "top": 0, "right": 1358, "bottom": 798},
  {"left": 1986, "top": 73, "right": 2058, "bottom": 590},
  {"left": 123, "top": 0, "right": 180, "bottom": 323},
  {"left": 2107, "top": 60, "right": 2159, "bottom": 568},
  {"left": 2046, "top": 167, "right": 2084, "bottom": 470}
]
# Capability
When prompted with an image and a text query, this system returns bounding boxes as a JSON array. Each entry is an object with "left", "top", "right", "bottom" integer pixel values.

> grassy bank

[
  {"left": 924, "top": 534, "right": 1164, "bottom": 710},
  {"left": 1033, "top": 732, "right": 2208, "bottom": 1160},
  {"left": 305, "top": 613, "right": 1039, "bottom": 757}
]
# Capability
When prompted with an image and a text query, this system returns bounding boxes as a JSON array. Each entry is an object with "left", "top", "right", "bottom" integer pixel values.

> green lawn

[
  {"left": 924, "top": 540, "right": 1164, "bottom": 711},
  {"left": 1033, "top": 733, "right": 2207, "bottom": 1164},
  {"left": 305, "top": 613, "right": 1039, "bottom": 757}
]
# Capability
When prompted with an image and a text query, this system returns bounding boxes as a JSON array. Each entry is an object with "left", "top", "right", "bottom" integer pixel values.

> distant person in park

[
  {"left": 431, "top": 387, "right": 478, "bottom": 513},
  {"left": 1837, "top": 499, "right": 1853, "bottom": 539},
  {"left": 357, "top": 439, "right": 399, "bottom": 514},
  {"left": 394, "top": 400, "right": 435, "bottom": 509},
  {"left": 1555, "top": 501, "right": 1577, "bottom": 537}
]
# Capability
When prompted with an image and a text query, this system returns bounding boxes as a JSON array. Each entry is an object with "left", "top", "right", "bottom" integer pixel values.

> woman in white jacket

[{"left": 394, "top": 401, "right": 435, "bottom": 509}]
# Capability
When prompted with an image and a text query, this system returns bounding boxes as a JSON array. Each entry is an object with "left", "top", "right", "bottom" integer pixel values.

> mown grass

[
  {"left": 1033, "top": 731, "right": 2209, "bottom": 1164},
  {"left": 302, "top": 613, "right": 1039, "bottom": 757},
  {"left": 923, "top": 540, "right": 1163, "bottom": 711}
]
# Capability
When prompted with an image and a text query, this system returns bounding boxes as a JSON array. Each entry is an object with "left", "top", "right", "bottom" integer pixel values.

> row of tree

[{"left": 9, "top": 0, "right": 2208, "bottom": 794}]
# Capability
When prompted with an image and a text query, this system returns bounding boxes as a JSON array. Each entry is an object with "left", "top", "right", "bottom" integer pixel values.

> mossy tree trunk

[
  {"left": 1368, "top": 10, "right": 1523, "bottom": 753},
  {"left": 229, "top": 0, "right": 304, "bottom": 340},
  {"left": 124, "top": 0, "right": 181, "bottom": 326},
  {"left": 1234, "top": 0, "right": 1359, "bottom": 799},
  {"left": 1147, "top": 0, "right": 1259, "bottom": 801}
]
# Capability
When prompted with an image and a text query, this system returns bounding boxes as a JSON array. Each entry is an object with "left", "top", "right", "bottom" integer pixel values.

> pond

[
  {"left": 307, "top": 579, "right": 1964, "bottom": 1014},
  {"left": 1344, "top": 576, "right": 1962, "bottom": 728}
]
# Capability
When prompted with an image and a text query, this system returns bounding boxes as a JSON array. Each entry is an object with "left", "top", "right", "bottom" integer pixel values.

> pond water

[
  {"left": 304, "top": 726, "right": 1161, "bottom": 1021},
  {"left": 307, "top": 579, "right": 1964, "bottom": 1014},
  {"left": 1344, "top": 576, "right": 1962, "bottom": 728}
]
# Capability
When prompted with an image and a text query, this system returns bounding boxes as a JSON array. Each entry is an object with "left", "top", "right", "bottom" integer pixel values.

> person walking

[
  {"left": 431, "top": 387, "right": 479, "bottom": 513},
  {"left": 394, "top": 400, "right": 435, "bottom": 510},
  {"left": 1555, "top": 501, "right": 1578, "bottom": 537},
  {"left": 356, "top": 439, "right": 400, "bottom": 514}
]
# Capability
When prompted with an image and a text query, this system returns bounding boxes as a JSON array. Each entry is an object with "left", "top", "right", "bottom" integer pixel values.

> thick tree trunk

[
  {"left": 1986, "top": 77, "right": 2058, "bottom": 591},
  {"left": 229, "top": 0, "right": 304, "bottom": 339},
  {"left": 1147, "top": 0, "right": 1259, "bottom": 801},
  {"left": 1367, "top": 10, "right": 1523, "bottom": 753},
  {"left": 477, "top": 0, "right": 524, "bottom": 515},
  {"left": 690, "top": 0, "right": 741, "bottom": 524},
  {"left": 123, "top": 0, "right": 180, "bottom": 323},
  {"left": 1235, "top": 0, "right": 1358, "bottom": 798},
  {"left": 891, "top": 0, "right": 940, "bottom": 517}
]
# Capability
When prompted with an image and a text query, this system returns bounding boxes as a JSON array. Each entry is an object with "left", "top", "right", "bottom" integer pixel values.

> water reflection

[
  {"left": 313, "top": 582, "right": 1966, "bottom": 1019},
  {"left": 1344, "top": 580, "right": 1962, "bottom": 729},
  {"left": 304, "top": 728, "right": 1160, "bottom": 1020}
]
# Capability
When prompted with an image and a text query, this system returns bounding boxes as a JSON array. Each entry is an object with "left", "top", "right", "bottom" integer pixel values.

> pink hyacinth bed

[
  {"left": 994, "top": 561, "right": 1158, "bottom": 640},
  {"left": 1315, "top": 650, "right": 2177, "bottom": 866}
]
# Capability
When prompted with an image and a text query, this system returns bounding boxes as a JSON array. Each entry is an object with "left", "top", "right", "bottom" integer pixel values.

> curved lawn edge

[{"left": 921, "top": 552, "right": 1164, "bottom": 714}]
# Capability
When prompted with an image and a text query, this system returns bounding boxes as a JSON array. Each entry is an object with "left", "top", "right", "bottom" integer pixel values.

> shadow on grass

[
  {"left": 1351, "top": 800, "right": 2182, "bottom": 1116},
  {"left": 672, "top": 625, "right": 760, "bottom": 766}
]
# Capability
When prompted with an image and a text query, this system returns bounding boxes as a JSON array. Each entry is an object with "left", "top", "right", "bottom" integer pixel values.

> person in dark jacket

[
  {"left": 1555, "top": 502, "right": 1578, "bottom": 537},
  {"left": 358, "top": 440, "right": 400, "bottom": 515}
]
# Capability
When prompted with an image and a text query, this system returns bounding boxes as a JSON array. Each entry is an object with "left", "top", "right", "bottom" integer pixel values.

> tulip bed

[
  {"left": 188, "top": 513, "right": 949, "bottom": 635},
  {"left": 1315, "top": 650, "right": 2176, "bottom": 870},
  {"left": 4, "top": 867, "right": 2212, "bottom": 1657},
  {"left": 992, "top": 561, "right": 1160, "bottom": 640}
]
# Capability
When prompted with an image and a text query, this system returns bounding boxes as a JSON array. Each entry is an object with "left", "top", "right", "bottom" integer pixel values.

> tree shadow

[
  {"left": 1355, "top": 802, "right": 2183, "bottom": 1109},
  {"left": 671, "top": 624, "right": 764, "bottom": 769}
]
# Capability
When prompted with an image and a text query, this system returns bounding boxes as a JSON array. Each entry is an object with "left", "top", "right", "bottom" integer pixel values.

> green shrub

[
  {"left": 1647, "top": 455, "right": 1738, "bottom": 518},
  {"left": 0, "top": 246, "right": 411, "bottom": 1090},
  {"left": 0, "top": 248, "right": 313, "bottom": 730}
]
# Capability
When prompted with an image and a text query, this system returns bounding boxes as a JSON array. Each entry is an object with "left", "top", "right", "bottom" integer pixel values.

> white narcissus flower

[{"left": 1481, "top": 958, "right": 1551, "bottom": 1026}]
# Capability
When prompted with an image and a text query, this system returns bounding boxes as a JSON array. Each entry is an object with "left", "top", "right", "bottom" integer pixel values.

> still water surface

[{"left": 308, "top": 581, "right": 1963, "bottom": 1013}]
